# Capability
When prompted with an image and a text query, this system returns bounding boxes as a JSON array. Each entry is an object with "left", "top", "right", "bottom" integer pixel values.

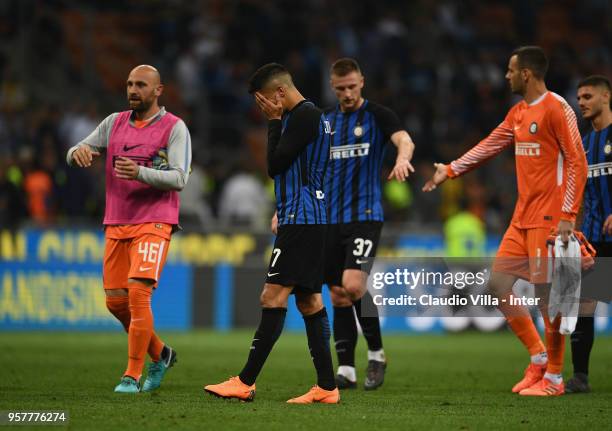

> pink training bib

[{"left": 103, "top": 110, "right": 180, "bottom": 225}]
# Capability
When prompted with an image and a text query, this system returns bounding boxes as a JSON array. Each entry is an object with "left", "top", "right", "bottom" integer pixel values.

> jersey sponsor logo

[
  {"left": 330, "top": 143, "right": 370, "bottom": 159},
  {"left": 515, "top": 142, "right": 540, "bottom": 156},
  {"left": 123, "top": 144, "right": 143, "bottom": 152},
  {"left": 356, "top": 258, "right": 369, "bottom": 264},
  {"left": 587, "top": 162, "right": 612, "bottom": 178},
  {"left": 267, "top": 272, "right": 280, "bottom": 277},
  {"left": 139, "top": 265, "right": 153, "bottom": 271},
  {"left": 529, "top": 122, "right": 538, "bottom": 134}
]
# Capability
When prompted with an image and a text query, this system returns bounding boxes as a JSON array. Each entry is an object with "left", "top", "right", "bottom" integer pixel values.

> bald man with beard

[{"left": 66, "top": 65, "right": 192, "bottom": 393}]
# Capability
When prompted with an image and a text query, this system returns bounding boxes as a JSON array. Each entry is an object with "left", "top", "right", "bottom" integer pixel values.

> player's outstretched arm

[
  {"left": 388, "top": 130, "right": 415, "bottom": 182},
  {"left": 422, "top": 163, "right": 449, "bottom": 192},
  {"left": 447, "top": 119, "right": 514, "bottom": 178}
]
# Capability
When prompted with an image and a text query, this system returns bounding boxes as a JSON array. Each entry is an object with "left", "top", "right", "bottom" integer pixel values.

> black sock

[
  {"left": 239, "top": 307, "right": 286, "bottom": 386},
  {"left": 333, "top": 306, "right": 357, "bottom": 368},
  {"left": 160, "top": 345, "right": 170, "bottom": 361},
  {"left": 570, "top": 316, "right": 594, "bottom": 376},
  {"left": 354, "top": 291, "right": 383, "bottom": 352},
  {"left": 304, "top": 308, "right": 336, "bottom": 391}
]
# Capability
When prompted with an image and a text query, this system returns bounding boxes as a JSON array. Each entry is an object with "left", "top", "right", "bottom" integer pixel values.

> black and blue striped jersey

[
  {"left": 268, "top": 100, "right": 331, "bottom": 225},
  {"left": 323, "top": 100, "right": 402, "bottom": 224},
  {"left": 582, "top": 124, "right": 612, "bottom": 242}
]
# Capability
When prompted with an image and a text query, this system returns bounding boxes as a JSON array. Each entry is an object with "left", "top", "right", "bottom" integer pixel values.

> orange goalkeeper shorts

[
  {"left": 492, "top": 224, "right": 552, "bottom": 284},
  {"left": 103, "top": 223, "right": 172, "bottom": 289}
]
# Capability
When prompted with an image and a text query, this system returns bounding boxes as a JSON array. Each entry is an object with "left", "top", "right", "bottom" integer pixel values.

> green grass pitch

[{"left": 1, "top": 330, "right": 611, "bottom": 430}]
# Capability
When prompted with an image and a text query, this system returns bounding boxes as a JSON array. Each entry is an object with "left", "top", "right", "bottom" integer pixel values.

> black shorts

[
  {"left": 323, "top": 221, "right": 383, "bottom": 286},
  {"left": 265, "top": 224, "right": 327, "bottom": 294},
  {"left": 582, "top": 241, "right": 612, "bottom": 303}
]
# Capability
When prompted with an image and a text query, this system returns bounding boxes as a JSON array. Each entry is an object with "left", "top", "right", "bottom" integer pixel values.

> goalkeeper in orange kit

[{"left": 423, "top": 46, "right": 587, "bottom": 396}]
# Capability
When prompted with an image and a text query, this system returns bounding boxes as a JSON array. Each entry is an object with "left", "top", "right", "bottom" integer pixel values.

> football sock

[
  {"left": 541, "top": 310, "right": 565, "bottom": 374},
  {"left": 105, "top": 294, "right": 164, "bottom": 362},
  {"left": 106, "top": 295, "right": 131, "bottom": 331},
  {"left": 304, "top": 308, "right": 336, "bottom": 391},
  {"left": 499, "top": 295, "right": 545, "bottom": 355},
  {"left": 337, "top": 365, "right": 356, "bottom": 382},
  {"left": 238, "top": 307, "right": 287, "bottom": 386},
  {"left": 160, "top": 345, "right": 171, "bottom": 362},
  {"left": 333, "top": 306, "right": 357, "bottom": 367},
  {"left": 148, "top": 335, "right": 164, "bottom": 363},
  {"left": 125, "top": 282, "right": 155, "bottom": 380},
  {"left": 570, "top": 316, "right": 594, "bottom": 376},
  {"left": 530, "top": 351, "right": 548, "bottom": 365},
  {"left": 544, "top": 372, "right": 563, "bottom": 385},
  {"left": 353, "top": 291, "right": 383, "bottom": 351},
  {"left": 368, "top": 349, "right": 386, "bottom": 362}
]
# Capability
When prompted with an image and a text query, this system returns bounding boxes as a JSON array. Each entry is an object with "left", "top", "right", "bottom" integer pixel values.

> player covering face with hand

[
  {"left": 270, "top": 59, "right": 415, "bottom": 390},
  {"left": 424, "top": 46, "right": 587, "bottom": 396},
  {"left": 204, "top": 63, "right": 339, "bottom": 404}
]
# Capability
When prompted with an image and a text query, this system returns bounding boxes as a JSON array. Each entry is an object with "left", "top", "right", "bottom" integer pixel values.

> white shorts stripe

[{"left": 155, "top": 240, "right": 166, "bottom": 280}]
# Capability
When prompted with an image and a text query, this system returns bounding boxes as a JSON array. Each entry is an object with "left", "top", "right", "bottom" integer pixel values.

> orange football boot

[
  {"left": 512, "top": 363, "right": 546, "bottom": 393},
  {"left": 519, "top": 377, "right": 565, "bottom": 396},
  {"left": 204, "top": 376, "right": 256, "bottom": 402},
  {"left": 287, "top": 385, "right": 340, "bottom": 404}
]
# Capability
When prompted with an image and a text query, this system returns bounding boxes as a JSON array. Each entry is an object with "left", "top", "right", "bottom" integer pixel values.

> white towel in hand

[{"left": 548, "top": 234, "right": 582, "bottom": 334}]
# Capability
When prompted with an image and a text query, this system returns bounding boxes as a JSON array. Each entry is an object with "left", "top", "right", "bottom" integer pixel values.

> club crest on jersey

[
  {"left": 515, "top": 142, "right": 540, "bottom": 156},
  {"left": 354, "top": 125, "right": 364, "bottom": 137},
  {"left": 605, "top": 142, "right": 611, "bottom": 155},
  {"left": 529, "top": 122, "right": 538, "bottom": 134}
]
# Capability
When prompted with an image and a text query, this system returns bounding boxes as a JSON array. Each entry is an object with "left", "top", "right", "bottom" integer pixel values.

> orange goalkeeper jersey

[{"left": 448, "top": 92, "right": 587, "bottom": 229}]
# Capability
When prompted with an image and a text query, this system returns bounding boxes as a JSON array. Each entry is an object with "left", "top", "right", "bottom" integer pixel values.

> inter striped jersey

[
  {"left": 581, "top": 124, "right": 612, "bottom": 242},
  {"left": 448, "top": 92, "right": 587, "bottom": 228},
  {"left": 324, "top": 100, "right": 402, "bottom": 223},
  {"left": 268, "top": 100, "right": 331, "bottom": 225}
]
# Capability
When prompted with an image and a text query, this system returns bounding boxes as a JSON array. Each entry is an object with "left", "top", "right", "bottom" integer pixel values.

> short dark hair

[
  {"left": 511, "top": 46, "right": 548, "bottom": 79},
  {"left": 579, "top": 75, "right": 612, "bottom": 109},
  {"left": 577, "top": 75, "right": 611, "bottom": 92},
  {"left": 330, "top": 58, "right": 361, "bottom": 77},
  {"left": 247, "top": 63, "right": 291, "bottom": 94}
]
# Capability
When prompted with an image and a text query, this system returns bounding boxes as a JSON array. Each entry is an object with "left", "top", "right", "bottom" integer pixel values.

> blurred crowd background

[{"left": 0, "top": 0, "right": 610, "bottom": 234}]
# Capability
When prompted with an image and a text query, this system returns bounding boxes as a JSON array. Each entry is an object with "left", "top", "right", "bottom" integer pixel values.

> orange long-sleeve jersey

[{"left": 448, "top": 92, "right": 587, "bottom": 228}]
